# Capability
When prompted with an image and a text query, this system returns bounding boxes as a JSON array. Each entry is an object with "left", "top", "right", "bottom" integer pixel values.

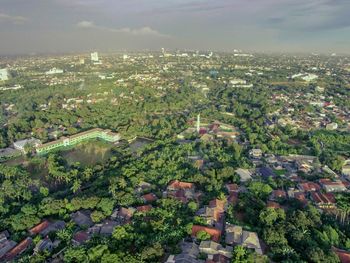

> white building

[
  {"left": 45, "top": 68, "right": 64, "bottom": 75},
  {"left": 326, "top": 123, "right": 338, "bottom": 130},
  {"left": 91, "top": 52, "right": 99, "bottom": 62},
  {"left": 13, "top": 138, "right": 41, "bottom": 153},
  {"left": 0, "top": 68, "right": 9, "bottom": 81}
]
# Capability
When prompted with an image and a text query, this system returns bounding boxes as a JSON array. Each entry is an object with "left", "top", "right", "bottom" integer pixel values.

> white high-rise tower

[
  {"left": 91, "top": 52, "right": 99, "bottom": 62},
  {"left": 197, "top": 114, "right": 200, "bottom": 133}
]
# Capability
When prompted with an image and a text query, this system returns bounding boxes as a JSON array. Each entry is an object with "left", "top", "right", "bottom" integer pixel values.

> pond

[
  {"left": 61, "top": 140, "right": 115, "bottom": 167},
  {"left": 129, "top": 137, "right": 154, "bottom": 153}
]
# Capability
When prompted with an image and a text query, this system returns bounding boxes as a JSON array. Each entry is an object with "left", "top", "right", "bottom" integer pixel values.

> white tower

[
  {"left": 197, "top": 114, "right": 200, "bottom": 133},
  {"left": 91, "top": 52, "right": 99, "bottom": 62}
]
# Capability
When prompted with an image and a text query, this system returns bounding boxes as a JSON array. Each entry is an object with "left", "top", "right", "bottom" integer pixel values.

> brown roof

[
  {"left": 136, "top": 205, "right": 152, "bottom": 213},
  {"left": 73, "top": 231, "right": 90, "bottom": 244},
  {"left": 272, "top": 189, "right": 287, "bottom": 199},
  {"left": 4, "top": 237, "right": 32, "bottom": 261},
  {"left": 168, "top": 180, "right": 194, "bottom": 190},
  {"left": 267, "top": 201, "right": 282, "bottom": 209},
  {"left": 142, "top": 193, "right": 158, "bottom": 203},
  {"left": 299, "top": 182, "right": 321, "bottom": 192},
  {"left": 209, "top": 199, "right": 226, "bottom": 211},
  {"left": 227, "top": 192, "right": 239, "bottom": 205},
  {"left": 29, "top": 220, "right": 50, "bottom": 235},
  {"left": 332, "top": 247, "right": 350, "bottom": 263},
  {"left": 191, "top": 225, "right": 221, "bottom": 242},
  {"left": 311, "top": 192, "right": 336, "bottom": 204},
  {"left": 226, "top": 184, "right": 239, "bottom": 193}
]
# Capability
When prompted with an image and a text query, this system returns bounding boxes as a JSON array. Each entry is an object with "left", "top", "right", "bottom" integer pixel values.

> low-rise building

[{"left": 225, "top": 225, "right": 262, "bottom": 254}]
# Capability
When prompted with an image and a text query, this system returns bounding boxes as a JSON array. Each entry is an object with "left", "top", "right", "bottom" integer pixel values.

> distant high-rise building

[
  {"left": 197, "top": 114, "right": 201, "bottom": 133},
  {"left": 91, "top": 52, "right": 99, "bottom": 62},
  {"left": 0, "top": 68, "right": 9, "bottom": 81}
]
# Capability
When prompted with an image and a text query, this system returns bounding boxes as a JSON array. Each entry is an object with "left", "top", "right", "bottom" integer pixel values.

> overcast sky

[{"left": 0, "top": 0, "right": 349, "bottom": 54}]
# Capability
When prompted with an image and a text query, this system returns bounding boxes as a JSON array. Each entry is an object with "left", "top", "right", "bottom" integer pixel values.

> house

[
  {"left": 294, "top": 192, "right": 308, "bottom": 206},
  {"left": 13, "top": 138, "right": 41, "bottom": 153},
  {"left": 0, "top": 232, "right": 17, "bottom": 259},
  {"left": 165, "top": 241, "right": 203, "bottom": 263},
  {"left": 72, "top": 231, "right": 90, "bottom": 246},
  {"left": 3, "top": 237, "right": 33, "bottom": 261},
  {"left": 135, "top": 181, "right": 152, "bottom": 194},
  {"left": 311, "top": 192, "right": 336, "bottom": 209},
  {"left": 225, "top": 225, "right": 262, "bottom": 254},
  {"left": 111, "top": 207, "right": 135, "bottom": 224},
  {"left": 225, "top": 184, "right": 239, "bottom": 193},
  {"left": 259, "top": 167, "right": 276, "bottom": 179},
  {"left": 191, "top": 225, "right": 222, "bottom": 242},
  {"left": 142, "top": 193, "right": 158, "bottom": 203},
  {"left": 235, "top": 168, "right": 252, "bottom": 182},
  {"left": 40, "top": 221, "right": 66, "bottom": 236},
  {"left": 227, "top": 192, "right": 239, "bottom": 206},
  {"left": 332, "top": 247, "right": 350, "bottom": 263},
  {"left": 267, "top": 201, "right": 282, "bottom": 209},
  {"left": 270, "top": 190, "right": 287, "bottom": 200},
  {"left": 199, "top": 241, "right": 232, "bottom": 258},
  {"left": 28, "top": 220, "right": 50, "bottom": 236},
  {"left": 249, "top": 149, "right": 262, "bottom": 159},
  {"left": 298, "top": 182, "right": 321, "bottom": 192},
  {"left": 167, "top": 180, "right": 196, "bottom": 203},
  {"left": 136, "top": 205, "right": 152, "bottom": 213},
  {"left": 99, "top": 220, "right": 119, "bottom": 236},
  {"left": 319, "top": 179, "right": 347, "bottom": 192},
  {"left": 71, "top": 210, "right": 93, "bottom": 228},
  {"left": 34, "top": 237, "right": 53, "bottom": 253}
]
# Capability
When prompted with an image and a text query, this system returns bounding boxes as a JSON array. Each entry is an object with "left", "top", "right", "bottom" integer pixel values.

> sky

[{"left": 0, "top": 0, "right": 350, "bottom": 55}]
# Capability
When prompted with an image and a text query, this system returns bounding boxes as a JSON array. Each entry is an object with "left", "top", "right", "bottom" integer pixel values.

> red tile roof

[
  {"left": 191, "top": 225, "right": 221, "bottom": 242},
  {"left": 299, "top": 182, "right": 321, "bottom": 192},
  {"left": 332, "top": 247, "right": 350, "bottom": 263},
  {"left": 227, "top": 192, "right": 239, "bottom": 205},
  {"left": 28, "top": 220, "right": 50, "bottom": 235},
  {"left": 272, "top": 189, "right": 287, "bottom": 199},
  {"left": 267, "top": 201, "right": 282, "bottom": 209},
  {"left": 311, "top": 192, "right": 336, "bottom": 204},
  {"left": 142, "top": 193, "right": 158, "bottom": 203},
  {"left": 168, "top": 180, "right": 194, "bottom": 190},
  {"left": 4, "top": 237, "right": 32, "bottom": 261}
]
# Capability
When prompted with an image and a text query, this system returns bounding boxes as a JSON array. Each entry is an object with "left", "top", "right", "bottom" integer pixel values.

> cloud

[
  {"left": 76, "top": 20, "right": 170, "bottom": 37},
  {"left": 0, "top": 13, "right": 27, "bottom": 24}
]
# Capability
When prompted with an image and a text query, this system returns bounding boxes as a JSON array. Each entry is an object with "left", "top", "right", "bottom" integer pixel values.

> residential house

[
  {"left": 29, "top": 220, "right": 50, "bottom": 236},
  {"left": 259, "top": 167, "right": 276, "bottom": 179},
  {"left": 191, "top": 225, "right": 222, "bottom": 242},
  {"left": 142, "top": 193, "right": 158, "bottom": 203},
  {"left": 34, "top": 237, "right": 53, "bottom": 253},
  {"left": 249, "top": 149, "right": 262, "bottom": 159},
  {"left": 225, "top": 225, "right": 262, "bottom": 254},
  {"left": 40, "top": 221, "right": 66, "bottom": 236},
  {"left": 0, "top": 232, "right": 17, "bottom": 259},
  {"left": 311, "top": 192, "right": 336, "bottom": 209},
  {"left": 319, "top": 179, "right": 347, "bottom": 192},
  {"left": 72, "top": 231, "right": 90, "bottom": 246},
  {"left": 332, "top": 247, "right": 350, "bottom": 263},
  {"left": 136, "top": 205, "right": 152, "bottom": 213},
  {"left": 111, "top": 207, "right": 135, "bottom": 224},
  {"left": 235, "top": 168, "right": 252, "bottom": 182},
  {"left": 199, "top": 240, "right": 232, "bottom": 258},
  {"left": 270, "top": 190, "right": 287, "bottom": 201},
  {"left": 3, "top": 237, "right": 33, "bottom": 261},
  {"left": 298, "top": 182, "right": 321, "bottom": 192},
  {"left": 165, "top": 241, "right": 203, "bottom": 263},
  {"left": 166, "top": 180, "right": 196, "bottom": 203},
  {"left": 71, "top": 210, "right": 93, "bottom": 228}
]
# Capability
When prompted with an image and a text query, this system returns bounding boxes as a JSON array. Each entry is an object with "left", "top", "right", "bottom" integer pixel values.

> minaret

[{"left": 197, "top": 114, "right": 200, "bottom": 133}]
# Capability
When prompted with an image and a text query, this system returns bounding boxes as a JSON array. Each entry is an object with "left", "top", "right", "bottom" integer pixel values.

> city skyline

[{"left": 0, "top": 0, "right": 350, "bottom": 55}]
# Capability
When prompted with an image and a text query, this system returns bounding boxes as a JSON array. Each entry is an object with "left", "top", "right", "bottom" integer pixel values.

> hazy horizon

[{"left": 1, "top": 0, "right": 350, "bottom": 55}]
